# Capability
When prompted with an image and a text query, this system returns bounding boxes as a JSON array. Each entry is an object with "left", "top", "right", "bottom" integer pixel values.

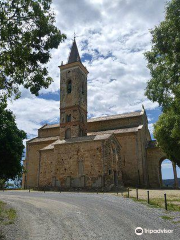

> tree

[
  {"left": 0, "top": 0, "right": 66, "bottom": 99},
  {"left": 144, "top": 0, "right": 180, "bottom": 110},
  {"left": 154, "top": 97, "right": 180, "bottom": 167},
  {"left": 0, "top": 101, "right": 26, "bottom": 182},
  {"left": 145, "top": 0, "right": 180, "bottom": 166}
]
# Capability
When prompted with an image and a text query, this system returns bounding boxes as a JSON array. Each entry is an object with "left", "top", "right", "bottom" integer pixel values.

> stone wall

[
  {"left": 116, "top": 132, "right": 141, "bottom": 186},
  {"left": 23, "top": 138, "right": 58, "bottom": 189},
  {"left": 38, "top": 126, "right": 60, "bottom": 138},
  {"left": 147, "top": 144, "right": 166, "bottom": 188},
  {"left": 87, "top": 115, "right": 143, "bottom": 133},
  {"left": 60, "top": 66, "right": 87, "bottom": 110},
  {"left": 39, "top": 136, "right": 123, "bottom": 190}
]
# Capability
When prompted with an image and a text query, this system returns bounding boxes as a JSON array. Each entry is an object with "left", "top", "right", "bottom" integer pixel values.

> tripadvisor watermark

[{"left": 135, "top": 227, "right": 173, "bottom": 235}]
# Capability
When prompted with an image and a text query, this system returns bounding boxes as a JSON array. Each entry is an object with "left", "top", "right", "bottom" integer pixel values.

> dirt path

[{"left": 0, "top": 191, "right": 180, "bottom": 240}]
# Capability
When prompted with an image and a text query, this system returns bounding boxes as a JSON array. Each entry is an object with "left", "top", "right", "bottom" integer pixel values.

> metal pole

[
  {"left": 128, "top": 188, "right": 129, "bottom": 198},
  {"left": 147, "top": 190, "right": 150, "bottom": 204},
  {"left": 164, "top": 193, "right": 167, "bottom": 210},
  {"left": 97, "top": 188, "right": 98, "bottom": 194},
  {"left": 136, "top": 188, "right": 138, "bottom": 200}
]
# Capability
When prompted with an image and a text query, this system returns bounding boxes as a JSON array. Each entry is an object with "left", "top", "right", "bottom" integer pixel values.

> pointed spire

[{"left": 68, "top": 38, "right": 81, "bottom": 64}]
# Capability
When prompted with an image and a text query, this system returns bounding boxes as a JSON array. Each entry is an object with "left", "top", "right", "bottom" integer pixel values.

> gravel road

[{"left": 0, "top": 191, "right": 180, "bottom": 240}]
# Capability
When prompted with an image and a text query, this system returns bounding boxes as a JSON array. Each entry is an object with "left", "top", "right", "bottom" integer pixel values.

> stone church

[{"left": 22, "top": 39, "right": 179, "bottom": 190}]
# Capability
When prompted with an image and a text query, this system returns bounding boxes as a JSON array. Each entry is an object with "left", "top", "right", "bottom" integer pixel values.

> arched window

[
  {"left": 65, "top": 128, "right": 71, "bottom": 139},
  {"left": 66, "top": 114, "right": 71, "bottom": 122},
  {"left": 67, "top": 80, "right": 72, "bottom": 94}
]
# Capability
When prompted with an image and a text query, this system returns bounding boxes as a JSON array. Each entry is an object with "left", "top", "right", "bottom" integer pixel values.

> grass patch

[
  {"left": 0, "top": 200, "right": 16, "bottom": 225},
  {"left": 124, "top": 195, "right": 180, "bottom": 212},
  {"left": 130, "top": 196, "right": 162, "bottom": 209},
  {"left": 150, "top": 198, "right": 180, "bottom": 211},
  {"left": 161, "top": 215, "right": 174, "bottom": 220},
  {"left": 172, "top": 220, "right": 180, "bottom": 224}
]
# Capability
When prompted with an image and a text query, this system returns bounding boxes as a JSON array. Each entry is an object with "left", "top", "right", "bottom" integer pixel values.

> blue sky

[{"left": 7, "top": 0, "right": 179, "bottom": 179}]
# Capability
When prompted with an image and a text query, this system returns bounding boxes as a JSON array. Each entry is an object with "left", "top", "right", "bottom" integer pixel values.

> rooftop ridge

[
  {"left": 40, "top": 111, "right": 143, "bottom": 129},
  {"left": 88, "top": 111, "right": 142, "bottom": 122}
]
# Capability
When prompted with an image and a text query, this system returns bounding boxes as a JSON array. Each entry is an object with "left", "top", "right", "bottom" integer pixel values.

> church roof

[
  {"left": 88, "top": 125, "right": 143, "bottom": 135},
  {"left": 68, "top": 38, "right": 81, "bottom": 64},
  {"left": 41, "top": 124, "right": 60, "bottom": 129},
  {"left": 28, "top": 136, "right": 59, "bottom": 143},
  {"left": 41, "top": 133, "right": 113, "bottom": 150},
  {"left": 88, "top": 111, "right": 142, "bottom": 123},
  {"left": 39, "top": 111, "right": 143, "bottom": 130}
]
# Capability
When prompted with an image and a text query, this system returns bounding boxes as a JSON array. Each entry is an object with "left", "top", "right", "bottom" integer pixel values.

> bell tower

[{"left": 59, "top": 38, "right": 89, "bottom": 140}]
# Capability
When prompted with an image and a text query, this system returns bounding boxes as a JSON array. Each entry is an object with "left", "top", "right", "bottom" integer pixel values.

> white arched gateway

[
  {"left": 160, "top": 158, "right": 179, "bottom": 188},
  {"left": 147, "top": 140, "right": 179, "bottom": 188}
]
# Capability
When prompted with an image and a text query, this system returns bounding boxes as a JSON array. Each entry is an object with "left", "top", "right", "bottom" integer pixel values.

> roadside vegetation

[
  {"left": 0, "top": 200, "right": 16, "bottom": 239},
  {"left": 123, "top": 188, "right": 180, "bottom": 212},
  {"left": 144, "top": 0, "right": 180, "bottom": 166}
]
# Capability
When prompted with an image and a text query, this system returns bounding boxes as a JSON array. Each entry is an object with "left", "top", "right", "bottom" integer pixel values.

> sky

[{"left": 7, "top": 0, "right": 179, "bottom": 179}]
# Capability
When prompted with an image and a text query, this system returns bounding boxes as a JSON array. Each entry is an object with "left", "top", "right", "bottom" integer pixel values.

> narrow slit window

[
  {"left": 82, "top": 83, "right": 85, "bottom": 95},
  {"left": 67, "top": 80, "right": 72, "bottom": 94},
  {"left": 66, "top": 114, "right": 71, "bottom": 122}
]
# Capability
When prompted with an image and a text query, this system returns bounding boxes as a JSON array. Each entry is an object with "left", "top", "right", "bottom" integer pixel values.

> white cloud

[
  {"left": 148, "top": 123, "right": 154, "bottom": 135},
  {"left": 7, "top": 0, "right": 167, "bottom": 136},
  {"left": 8, "top": 98, "right": 59, "bottom": 137}
]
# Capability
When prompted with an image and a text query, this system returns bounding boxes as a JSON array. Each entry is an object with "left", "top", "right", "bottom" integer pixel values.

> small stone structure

[{"left": 22, "top": 39, "right": 178, "bottom": 190}]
